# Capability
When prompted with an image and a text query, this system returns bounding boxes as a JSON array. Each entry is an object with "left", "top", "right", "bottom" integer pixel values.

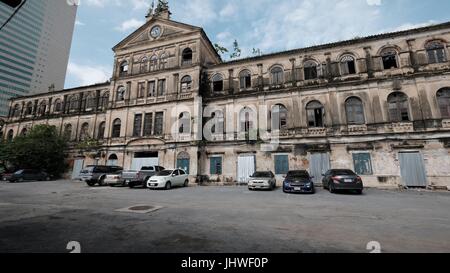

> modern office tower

[{"left": 0, "top": 0, "right": 77, "bottom": 115}]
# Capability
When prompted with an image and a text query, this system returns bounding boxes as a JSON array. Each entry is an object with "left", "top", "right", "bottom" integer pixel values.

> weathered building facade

[{"left": 3, "top": 4, "right": 450, "bottom": 188}]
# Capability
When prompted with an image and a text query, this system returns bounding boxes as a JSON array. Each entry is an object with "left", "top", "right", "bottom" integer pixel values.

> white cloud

[
  {"left": 75, "top": 20, "right": 85, "bottom": 26},
  {"left": 84, "top": 0, "right": 148, "bottom": 10},
  {"left": 67, "top": 62, "right": 111, "bottom": 86},
  {"left": 366, "top": 0, "right": 382, "bottom": 6},
  {"left": 387, "top": 20, "right": 437, "bottom": 32},
  {"left": 115, "top": 18, "right": 144, "bottom": 32},
  {"left": 219, "top": 3, "right": 237, "bottom": 18}
]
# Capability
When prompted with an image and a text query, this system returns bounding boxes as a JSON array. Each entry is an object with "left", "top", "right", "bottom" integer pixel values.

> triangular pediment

[{"left": 113, "top": 18, "right": 202, "bottom": 51}]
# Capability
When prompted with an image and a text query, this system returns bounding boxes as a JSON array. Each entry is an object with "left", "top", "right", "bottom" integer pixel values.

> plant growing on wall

[{"left": 76, "top": 138, "right": 102, "bottom": 159}]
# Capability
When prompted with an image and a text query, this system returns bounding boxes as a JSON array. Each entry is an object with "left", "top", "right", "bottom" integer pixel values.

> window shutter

[
  {"left": 417, "top": 52, "right": 428, "bottom": 65},
  {"left": 372, "top": 57, "right": 382, "bottom": 71},
  {"left": 357, "top": 59, "right": 367, "bottom": 73}
]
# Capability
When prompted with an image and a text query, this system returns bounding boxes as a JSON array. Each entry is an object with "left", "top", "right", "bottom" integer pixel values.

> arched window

[
  {"left": 63, "top": 124, "right": 72, "bottom": 140},
  {"left": 7, "top": 129, "right": 14, "bottom": 141},
  {"left": 20, "top": 128, "right": 28, "bottom": 136},
  {"left": 437, "top": 88, "right": 450, "bottom": 118},
  {"left": 25, "top": 102, "right": 33, "bottom": 115},
  {"left": 85, "top": 94, "right": 96, "bottom": 109},
  {"left": 271, "top": 66, "right": 284, "bottom": 85},
  {"left": 271, "top": 104, "right": 288, "bottom": 130},
  {"left": 11, "top": 104, "right": 20, "bottom": 117},
  {"left": 239, "top": 70, "right": 252, "bottom": 90},
  {"left": 177, "top": 152, "right": 190, "bottom": 174},
  {"left": 116, "top": 86, "right": 126, "bottom": 101},
  {"left": 345, "top": 97, "right": 365, "bottom": 125},
  {"left": 54, "top": 99, "right": 62, "bottom": 113},
  {"left": 37, "top": 101, "right": 46, "bottom": 116},
  {"left": 340, "top": 55, "right": 357, "bottom": 75},
  {"left": 426, "top": 41, "right": 447, "bottom": 64},
  {"left": 306, "top": 101, "right": 324, "bottom": 127},
  {"left": 112, "top": 118, "right": 121, "bottom": 138},
  {"left": 387, "top": 92, "right": 410, "bottom": 122},
  {"left": 140, "top": 57, "right": 148, "bottom": 73},
  {"left": 210, "top": 110, "right": 224, "bottom": 135},
  {"left": 239, "top": 107, "right": 255, "bottom": 133},
  {"left": 178, "top": 112, "right": 191, "bottom": 134},
  {"left": 304, "top": 61, "right": 318, "bottom": 80},
  {"left": 97, "top": 122, "right": 106, "bottom": 140},
  {"left": 107, "top": 154, "right": 119, "bottom": 166},
  {"left": 160, "top": 53, "right": 168, "bottom": 69},
  {"left": 79, "top": 123, "right": 89, "bottom": 141},
  {"left": 69, "top": 96, "right": 79, "bottom": 111},
  {"left": 119, "top": 61, "right": 129, "bottom": 76},
  {"left": 381, "top": 48, "right": 399, "bottom": 69},
  {"left": 181, "top": 75, "right": 192, "bottom": 92},
  {"left": 100, "top": 92, "right": 109, "bottom": 109},
  {"left": 182, "top": 48, "right": 193, "bottom": 65},
  {"left": 212, "top": 74, "right": 224, "bottom": 92},
  {"left": 150, "top": 55, "right": 158, "bottom": 71}
]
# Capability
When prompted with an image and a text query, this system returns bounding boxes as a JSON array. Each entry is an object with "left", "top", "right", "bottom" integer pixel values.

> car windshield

[
  {"left": 83, "top": 167, "right": 95, "bottom": 173},
  {"left": 252, "top": 172, "right": 272, "bottom": 178},
  {"left": 287, "top": 171, "right": 309, "bottom": 179},
  {"left": 157, "top": 170, "right": 173, "bottom": 176},
  {"left": 14, "top": 170, "right": 24, "bottom": 175},
  {"left": 332, "top": 170, "right": 356, "bottom": 176}
]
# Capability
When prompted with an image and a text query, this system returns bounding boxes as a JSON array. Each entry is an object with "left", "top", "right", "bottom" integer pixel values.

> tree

[
  {"left": 252, "top": 48, "right": 262, "bottom": 56},
  {"left": 230, "top": 39, "right": 241, "bottom": 59},
  {"left": 214, "top": 43, "right": 228, "bottom": 55},
  {"left": 2, "top": 125, "right": 68, "bottom": 177}
]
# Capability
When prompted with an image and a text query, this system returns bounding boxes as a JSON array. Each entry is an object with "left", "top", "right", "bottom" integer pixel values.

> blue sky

[{"left": 65, "top": 0, "right": 450, "bottom": 89}]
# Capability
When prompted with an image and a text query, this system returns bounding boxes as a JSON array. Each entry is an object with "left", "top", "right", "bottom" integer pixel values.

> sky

[{"left": 65, "top": 0, "right": 450, "bottom": 89}]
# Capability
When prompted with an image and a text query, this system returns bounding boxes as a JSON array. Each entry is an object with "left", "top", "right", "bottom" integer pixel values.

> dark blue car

[{"left": 283, "top": 170, "right": 315, "bottom": 194}]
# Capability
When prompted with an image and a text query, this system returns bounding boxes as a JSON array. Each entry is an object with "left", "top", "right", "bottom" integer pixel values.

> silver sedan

[{"left": 248, "top": 171, "right": 277, "bottom": 191}]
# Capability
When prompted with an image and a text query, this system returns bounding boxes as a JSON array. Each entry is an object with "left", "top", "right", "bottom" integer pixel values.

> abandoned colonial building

[{"left": 3, "top": 3, "right": 450, "bottom": 188}]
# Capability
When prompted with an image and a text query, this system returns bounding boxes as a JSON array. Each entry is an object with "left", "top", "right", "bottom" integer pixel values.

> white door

[
  {"left": 237, "top": 155, "right": 255, "bottom": 184},
  {"left": 399, "top": 152, "right": 427, "bottom": 187},
  {"left": 309, "top": 153, "right": 331, "bottom": 184},
  {"left": 71, "top": 159, "right": 84, "bottom": 180},
  {"left": 131, "top": 157, "right": 159, "bottom": 171}
]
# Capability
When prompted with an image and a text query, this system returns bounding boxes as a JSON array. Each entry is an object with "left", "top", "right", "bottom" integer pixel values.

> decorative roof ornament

[
  {"left": 145, "top": 0, "right": 156, "bottom": 20},
  {"left": 146, "top": 0, "right": 171, "bottom": 20}
]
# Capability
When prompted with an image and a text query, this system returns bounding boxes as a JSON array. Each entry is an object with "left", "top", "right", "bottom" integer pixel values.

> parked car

[
  {"left": 1, "top": 170, "right": 16, "bottom": 182},
  {"left": 248, "top": 171, "right": 277, "bottom": 191},
  {"left": 322, "top": 169, "right": 363, "bottom": 194},
  {"left": 8, "top": 169, "right": 51, "bottom": 182},
  {"left": 79, "top": 165, "right": 123, "bottom": 187},
  {"left": 146, "top": 169, "right": 189, "bottom": 190},
  {"left": 124, "top": 166, "right": 165, "bottom": 188},
  {"left": 283, "top": 170, "right": 315, "bottom": 194},
  {"left": 105, "top": 171, "right": 124, "bottom": 187}
]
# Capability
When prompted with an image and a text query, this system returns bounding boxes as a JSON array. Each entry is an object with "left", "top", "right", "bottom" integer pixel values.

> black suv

[{"left": 79, "top": 165, "right": 123, "bottom": 186}]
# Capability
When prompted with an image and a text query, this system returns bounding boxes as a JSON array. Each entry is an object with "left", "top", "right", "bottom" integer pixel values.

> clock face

[{"left": 150, "top": 26, "right": 161, "bottom": 38}]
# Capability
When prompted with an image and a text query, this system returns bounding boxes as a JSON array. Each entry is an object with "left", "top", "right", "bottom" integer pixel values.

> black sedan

[
  {"left": 322, "top": 169, "right": 363, "bottom": 194},
  {"left": 283, "top": 170, "right": 315, "bottom": 194},
  {"left": 8, "top": 169, "right": 51, "bottom": 183}
]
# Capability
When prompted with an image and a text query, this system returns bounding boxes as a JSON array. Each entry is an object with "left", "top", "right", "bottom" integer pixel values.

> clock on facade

[{"left": 150, "top": 26, "right": 162, "bottom": 38}]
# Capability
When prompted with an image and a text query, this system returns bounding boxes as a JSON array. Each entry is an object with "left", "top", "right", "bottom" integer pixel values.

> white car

[{"left": 146, "top": 169, "right": 189, "bottom": 190}]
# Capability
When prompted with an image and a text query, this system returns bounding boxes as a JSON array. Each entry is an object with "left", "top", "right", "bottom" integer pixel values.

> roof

[{"left": 212, "top": 21, "right": 450, "bottom": 67}]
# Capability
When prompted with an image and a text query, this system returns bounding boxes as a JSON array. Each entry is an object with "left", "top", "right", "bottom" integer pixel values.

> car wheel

[
  {"left": 18, "top": 178, "right": 24, "bottom": 183},
  {"left": 45, "top": 176, "right": 51, "bottom": 181},
  {"left": 165, "top": 182, "right": 172, "bottom": 190},
  {"left": 143, "top": 178, "right": 150, "bottom": 189},
  {"left": 184, "top": 180, "right": 189, "bottom": 187},
  {"left": 329, "top": 183, "right": 335, "bottom": 193},
  {"left": 356, "top": 189, "right": 363, "bottom": 195},
  {"left": 87, "top": 181, "right": 96, "bottom": 187},
  {"left": 98, "top": 177, "right": 106, "bottom": 186}
]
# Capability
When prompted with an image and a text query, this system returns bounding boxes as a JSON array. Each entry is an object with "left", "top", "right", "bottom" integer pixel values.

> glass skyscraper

[{"left": 0, "top": 0, "right": 77, "bottom": 116}]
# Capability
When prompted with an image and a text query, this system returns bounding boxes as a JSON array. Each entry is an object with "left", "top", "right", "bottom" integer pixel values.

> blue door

[{"left": 177, "top": 158, "right": 190, "bottom": 174}]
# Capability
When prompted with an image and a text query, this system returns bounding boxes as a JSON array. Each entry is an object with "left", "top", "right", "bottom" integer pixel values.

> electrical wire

[{"left": 0, "top": 0, "right": 28, "bottom": 32}]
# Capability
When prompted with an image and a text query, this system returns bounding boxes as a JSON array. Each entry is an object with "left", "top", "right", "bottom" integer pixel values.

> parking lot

[{"left": 0, "top": 180, "right": 449, "bottom": 253}]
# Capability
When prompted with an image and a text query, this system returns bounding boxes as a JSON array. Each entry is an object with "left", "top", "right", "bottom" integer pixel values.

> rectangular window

[
  {"left": 353, "top": 153, "right": 373, "bottom": 175},
  {"left": 274, "top": 155, "right": 289, "bottom": 175},
  {"left": 137, "top": 83, "right": 145, "bottom": 98},
  {"left": 154, "top": 112, "right": 164, "bottom": 135},
  {"left": 210, "top": 157, "right": 223, "bottom": 175},
  {"left": 157, "top": 79, "right": 166, "bottom": 96},
  {"left": 148, "top": 81, "right": 156, "bottom": 97},
  {"left": 133, "top": 114, "right": 142, "bottom": 137},
  {"left": 143, "top": 113, "right": 153, "bottom": 136}
]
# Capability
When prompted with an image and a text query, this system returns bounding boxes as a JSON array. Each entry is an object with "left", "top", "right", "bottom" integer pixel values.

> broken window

[
  {"left": 306, "top": 101, "right": 325, "bottom": 127},
  {"left": 345, "top": 97, "right": 365, "bottom": 125},
  {"left": 212, "top": 74, "right": 224, "bottom": 92},
  {"left": 69, "top": 96, "right": 79, "bottom": 111},
  {"left": 137, "top": 83, "right": 146, "bottom": 98},
  {"left": 271, "top": 104, "right": 288, "bottom": 130},
  {"left": 304, "top": 61, "right": 318, "bottom": 80},
  {"left": 97, "top": 122, "right": 106, "bottom": 140},
  {"left": 437, "top": 88, "right": 450, "bottom": 118},
  {"left": 37, "top": 101, "right": 46, "bottom": 116},
  {"left": 119, "top": 61, "right": 129, "bottom": 76},
  {"left": 353, "top": 153, "right": 373, "bottom": 175},
  {"left": 426, "top": 41, "right": 447, "bottom": 64},
  {"left": 381, "top": 48, "right": 398, "bottom": 69},
  {"left": 11, "top": 104, "right": 20, "bottom": 117},
  {"left": 210, "top": 157, "right": 223, "bottom": 175},
  {"left": 182, "top": 48, "right": 193, "bottom": 65},
  {"left": 143, "top": 113, "right": 153, "bottom": 136},
  {"left": 133, "top": 114, "right": 143, "bottom": 137},
  {"left": 148, "top": 81, "right": 156, "bottom": 97},
  {"left": 271, "top": 67, "right": 284, "bottom": 85},
  {"left": 240, "top": 107, "right": 255, "bottom": 133},
  {"left": 79, "top": 123, "right": 89, "bottom": 141},
  {"left": 239, "top": 70, "right": 252, "bottom": 89},
  {"left": 387, "top": 92, "right": 410, "bottom": 122},
  {"left": 154, "top": 112, "right": 164, "bottom": 135},
  {"left": 25, "top": 102, "right": 33, "bottom": 115},
  {"left": 116, "top": 86, "right": 126, "bottom": 101},
  {"left": 63, "top": 124, "right": 72, "bottom": 140},
  {"left": 112, "top": 119, "right": 122, "bottom": 138},
  {"left": 157, "top": 79, "right": 166, "bottom": 96},
  {"left": 181, "top": 75, "right": 192, "bottom": 92},
  {"left": 340, "top": 55, "right": 357, "bottom": 75}
]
